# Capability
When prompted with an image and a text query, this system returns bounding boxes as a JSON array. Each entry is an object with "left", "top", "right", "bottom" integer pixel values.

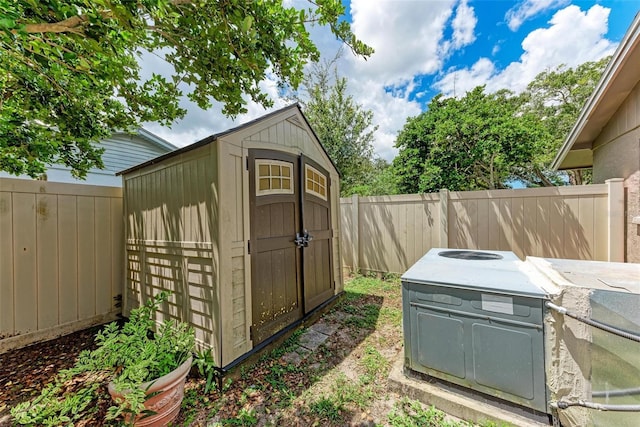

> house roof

[
  {"left": 551, "top": 12, "right": 640, "bottom": 170},
  {"left": 112, "top": 128, "right": 177, "bottom": 152},
  {"left": 118, "top": 104, "right": 339, "bottom": 176}
]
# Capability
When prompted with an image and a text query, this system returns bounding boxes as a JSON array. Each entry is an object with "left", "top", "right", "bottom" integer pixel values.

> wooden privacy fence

[
  {"left": 341, "top": 179, "right": 625, "bottom": 274},
  {"left": 0, "top": 178, "right": 123, "bottom": 353}
]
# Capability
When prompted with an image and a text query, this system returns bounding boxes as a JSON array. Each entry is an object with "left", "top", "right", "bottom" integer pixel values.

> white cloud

[
  {"left": 435, "top": 58, "right": 496, "bottom": 97},
  {"left": 435, "top": 5, "right": 616, "bottom": 97},
  {"left": 348, "top": 79, "right": 422, "bottom": 160},
  {"left": 505, "top": 0, "right": 570, "bottom": 31},
  {"left": 330, "top": 0, "right": 478, "bottom": 160},
  {"left": 348, "top": 0, "right": 457, "bottom": 85},
  {"left": 451, "top": 0, "right": 477, "bottom": 49}
]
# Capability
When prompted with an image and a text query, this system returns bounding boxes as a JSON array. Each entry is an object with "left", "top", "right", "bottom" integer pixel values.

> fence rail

[
  {"left": 340, "top": 180, "right": 624, "bottom": 274},
  {"left": 0, "top": 178, "right": 123, "bottom": 353}
]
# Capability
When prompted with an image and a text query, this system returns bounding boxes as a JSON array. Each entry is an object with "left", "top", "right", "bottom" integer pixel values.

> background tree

[
  {"left": 0, "top": 0, "right": 372, "bottom": 178},
  {"left": 521, "top": 57, "right": 609, "bottom": 185},
  {"left": 348, "top": 158, "right": 398, "bottom": 196},
  {"left": 298, "top": 58, "right": 379, "bottom": 196},
  {"left": 392, "top": 87, "right": 547, "bottom": 193}
]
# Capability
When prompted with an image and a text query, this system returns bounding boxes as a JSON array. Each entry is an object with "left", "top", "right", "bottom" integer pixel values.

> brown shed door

[
  {"left": 249, "top": 150, "right": 302, "bottom": 345},
  {"left": 301, "top": 156, "right": 334, "bottom": 312},
  {"left": 249, "top": 150, "right": 334, "bottom": 345}
]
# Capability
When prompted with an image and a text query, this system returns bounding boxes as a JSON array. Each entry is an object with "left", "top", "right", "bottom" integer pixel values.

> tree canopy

[
  {"left": 392, "top": 58, "right": 609, "bottom": 192},
  {"left": 297, "top": 57, "right": 378, "bottom": 196},
  {"left": 521, "top": 57, "right": 609, "bottom": 185},
  {"left": 0, "top": 0, "right": 372, "bottom": 178},
  {"left": 393, "top": 87, "right": 547, "bottom": 193}
]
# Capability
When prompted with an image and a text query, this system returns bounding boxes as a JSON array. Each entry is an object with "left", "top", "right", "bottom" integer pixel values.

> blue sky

[{"left": 144, "top": 0, "right": 639, "bottom": 161}]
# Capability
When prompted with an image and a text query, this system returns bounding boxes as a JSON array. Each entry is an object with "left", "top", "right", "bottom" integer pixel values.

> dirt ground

[{"left": 0, "top": 276, "right": 455, "bottom": 426}]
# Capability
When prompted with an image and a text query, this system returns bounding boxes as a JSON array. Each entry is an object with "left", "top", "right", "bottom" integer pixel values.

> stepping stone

[
  {"left": 281, "top": 351, "right": 303, "bottom": 366},
  {"left": 298, "top": 329, "right": 329, "bottom": 351},
  {"left": 309, "top": 321, "right": 339, "bottom": 336},
  {"left": 281, "top": 346, "right": 311, "bottom": 366},
  {"left": 324, "top": 310, "right": 348, "bottom": 323}
]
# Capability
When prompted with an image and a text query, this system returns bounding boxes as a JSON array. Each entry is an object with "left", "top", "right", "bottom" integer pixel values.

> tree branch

[
  {"left": 23, "top": 15, "right": 88, "bottom": 35},
  {"left": 19, "top": 0, "right": 196, "bottom": 35}
]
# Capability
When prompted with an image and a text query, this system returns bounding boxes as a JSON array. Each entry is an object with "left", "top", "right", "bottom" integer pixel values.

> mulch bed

[{"left": 0, "top": 326, "right": 104, "bottom": 425}]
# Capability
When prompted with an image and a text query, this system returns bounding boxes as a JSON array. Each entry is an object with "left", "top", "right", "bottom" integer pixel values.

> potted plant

[{"left": 11, "top": 291, "right": 195, "bottom": 426}]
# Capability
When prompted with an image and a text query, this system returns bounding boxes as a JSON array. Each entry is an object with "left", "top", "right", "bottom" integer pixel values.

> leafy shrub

[{"left": 11, "top": 291, "right": 195, "bottom": 424}]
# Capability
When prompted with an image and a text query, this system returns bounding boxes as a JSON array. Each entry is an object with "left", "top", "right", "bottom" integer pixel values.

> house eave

[{"left": 552, "top": 11, "right": 640, "bottom": 171}]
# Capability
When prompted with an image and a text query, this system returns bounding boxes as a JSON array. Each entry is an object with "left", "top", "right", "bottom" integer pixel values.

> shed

[{"left": 118, "top": 104, "right": 343, "bottom": 368}]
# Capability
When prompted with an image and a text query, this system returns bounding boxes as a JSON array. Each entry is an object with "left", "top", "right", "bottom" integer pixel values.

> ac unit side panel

[
  {"left": 414, "top": 311, "right": 466, "bottom": 379},
  {"left": 472, "top": 323, "right": 535, "bottom": 399}
]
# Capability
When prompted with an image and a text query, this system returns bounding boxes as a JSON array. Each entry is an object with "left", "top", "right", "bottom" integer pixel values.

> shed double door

[{"left": 249, "top": 150, "right": 334, "bottom": 345}]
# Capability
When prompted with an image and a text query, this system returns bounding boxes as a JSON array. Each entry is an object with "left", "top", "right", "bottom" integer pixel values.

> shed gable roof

[
  {"left": 118, "top": 104, "right": 338, "bottom": 176},
  {"left": 551, "top": 12, "right": 640, "bottom": 170}
]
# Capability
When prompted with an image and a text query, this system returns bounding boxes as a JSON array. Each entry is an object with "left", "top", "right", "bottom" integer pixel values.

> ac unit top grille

[{"left": 438, "top": 250, "right": 503, "bottom": 260}]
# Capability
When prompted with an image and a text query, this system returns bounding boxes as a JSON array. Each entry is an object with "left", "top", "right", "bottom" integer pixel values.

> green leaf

[{"left": 1, "top": 0, "right": 372, "bottom": 178}]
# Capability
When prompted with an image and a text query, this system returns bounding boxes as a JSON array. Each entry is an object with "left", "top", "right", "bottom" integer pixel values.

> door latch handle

[
  {"left": 294, "top": 230, "right": 313, "bottom": 248},
  {"left": 302, "top": 229, "right": 313, "bottom": 247}
]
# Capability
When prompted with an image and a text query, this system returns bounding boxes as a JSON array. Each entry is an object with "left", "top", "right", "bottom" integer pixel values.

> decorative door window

[
  {"left": 305, "top": 164, "right": 327, "bottom": 200},
  {"left": 256, "top": 160, "right": 294, "bottom": 195}
]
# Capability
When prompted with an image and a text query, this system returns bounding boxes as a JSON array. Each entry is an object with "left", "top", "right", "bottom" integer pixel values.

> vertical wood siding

[
  {"left": 123, "top": 146, "right": 220, "bottom": 362},
  {"left": 0, "top": 178, "right": 122, "bottom": 352},
  {"left": 341, "top": 185, "right": 611, "bottom": 274}
]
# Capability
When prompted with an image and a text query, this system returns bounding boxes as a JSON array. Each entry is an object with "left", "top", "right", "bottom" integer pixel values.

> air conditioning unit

[{"left": 401, "top": 249, "right": 548, "bottom": 415}]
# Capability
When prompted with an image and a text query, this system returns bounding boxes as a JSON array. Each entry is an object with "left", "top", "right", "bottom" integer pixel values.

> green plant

[
  {"left": 11, "top": 291, "right": 195, "bottom": 424},
  {"left": 218, "top": 407, "right": 258, "bottom": 426},
  {"left": 388, "top": 398, "right": 447, "bottom": 427},
  {"left": 194, "top": 349, "right": 218, "bottom": 394},
  {"left": 310, "top": 396, "right": 343, "bottom": 421}
]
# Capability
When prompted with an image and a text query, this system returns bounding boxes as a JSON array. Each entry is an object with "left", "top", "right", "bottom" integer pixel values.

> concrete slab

[
  {"left": 298, "top": 329, "right": 329, "bottom": 351},
  {"left": 388, "top": 356, "right": 550, "bottom": 427}
]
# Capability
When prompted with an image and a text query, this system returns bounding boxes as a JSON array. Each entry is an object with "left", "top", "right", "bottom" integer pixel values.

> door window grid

[
  {"left": 305, "top": 165, "right": 327, "bottom": 200},
  {"left": 256, "top": 160, "right": 294, "bottom": 195}
]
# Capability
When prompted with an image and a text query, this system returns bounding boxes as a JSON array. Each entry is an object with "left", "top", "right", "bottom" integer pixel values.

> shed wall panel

[
  {"left": 123, "top": 144, "right": 220, "bottom": 363},
  {"left": 217, "top": 141, "right": 249, "bottom": 364}
]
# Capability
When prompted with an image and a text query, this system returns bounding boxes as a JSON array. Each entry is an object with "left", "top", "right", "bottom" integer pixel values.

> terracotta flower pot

[{"left": 108, "top": 355, "right": 192, "bottom": 427}]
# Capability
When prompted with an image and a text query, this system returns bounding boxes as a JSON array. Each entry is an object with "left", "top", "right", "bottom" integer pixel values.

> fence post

[
  {"left": 439, "top": 189, "right": 449, "bottom": 248},
  {"left": 351, "top": 194, "right": 360, "bottom": 271},
  {"left": 606, "top": 178, "right": 625, "bottom": 262}
]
